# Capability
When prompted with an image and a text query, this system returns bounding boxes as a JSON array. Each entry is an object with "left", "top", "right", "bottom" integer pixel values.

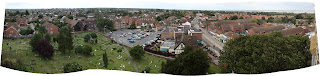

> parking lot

[{"left": 110, "top": 29, "right": 162, "bottom": 47}]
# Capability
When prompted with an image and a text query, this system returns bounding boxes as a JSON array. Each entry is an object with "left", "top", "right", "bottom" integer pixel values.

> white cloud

[{"left": 4, "top": 0, "right": 315, "bottom": 11}]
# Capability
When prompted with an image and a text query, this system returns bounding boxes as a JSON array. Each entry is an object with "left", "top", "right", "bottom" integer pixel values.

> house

[
  {"left": 16, "top": 18, "right": 28, "bottom": 27},
  {"left": 42, "top": 22, "right": 59, "bottom": 35},
  {"left": 87, "top": 13, "right": 95, "bottom": 18},
  {"left": 187, "top": 28, "right": 202, "bottom": 40},
  {"left": 248, "top": 25, "right": 286, "bottom": 35},
  {"left": 79, "top": 19, "right": 96, "bottom": 31},
  {"left": 173, "top": 35, "right": 198, "bottom": 54},
  {"left": 161, "top": 28, "right": 174, "bottom": 40},
  {"left": 160, "top": 40, "right": 175, "bottom": 53},
  {"left": 4, "top": 22, "right": 20, "bottom": 36},
  {"left": 280, "top": 27, "right": 305, "bottom": 36},
  {"left": 69, "top": 20, "right": 83, "bottom": 32}
]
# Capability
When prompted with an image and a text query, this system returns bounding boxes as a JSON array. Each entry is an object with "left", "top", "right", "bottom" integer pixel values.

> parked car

[{"left": 129, "top": 40, "right": 134, "bottom": 43}]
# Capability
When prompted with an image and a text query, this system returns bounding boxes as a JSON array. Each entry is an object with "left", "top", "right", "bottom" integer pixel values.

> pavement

[
  {"left": 110, "top": 29, "right": 161, "bottom": 47},
  {"left": 123, "top": 47, "right": 139, "bottom": 72}
]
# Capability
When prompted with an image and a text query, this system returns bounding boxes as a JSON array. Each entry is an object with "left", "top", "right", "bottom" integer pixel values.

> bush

[
  {"left": 84, "top": 32, "right": 98, "bottom": 43},
  {"left": 36, "top": 40, "right": 54, "bottom": 59},
  {"left": 44, "top": 33, "right": 51, "bottom": 42},
  {"left": 63, "top": 62, "right": 82, "bottom": 73},
  {"left": 75, "top": 44, "right": 92, "bottom": 55},
  {"left": 143, "top": 66, "right": 151, "bottom": 73},
  {"left": 29, "top": 32, "right": 43, "bottom": 51},
  {"left": 1, "top": 58, "right": 27, "bottom": 71},
  {"left": 103, "top": 52, "right": 109, "bottom": 68}
]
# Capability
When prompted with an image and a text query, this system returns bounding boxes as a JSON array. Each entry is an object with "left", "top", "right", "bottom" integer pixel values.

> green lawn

[
  {"left": 1, "top": 32, "right": 135, "bottom": 73},
  {"left": 130, "top": 48, "right": 166, "bottom": 73},
  {"left": 208, "top": 63, "right": 221, "bottom": 74}
]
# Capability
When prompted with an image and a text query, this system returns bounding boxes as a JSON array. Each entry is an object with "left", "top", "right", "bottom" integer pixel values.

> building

[
  {"left": 248, "top": 25, "right": 285, "bottom": 35},
  {"left": 42, "top": 22, "right": 59, "bottom": 35}
]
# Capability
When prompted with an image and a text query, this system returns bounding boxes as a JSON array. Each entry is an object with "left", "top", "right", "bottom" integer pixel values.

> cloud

[{"left": 4, "top": 0, "right": 315, "bottom": 11}]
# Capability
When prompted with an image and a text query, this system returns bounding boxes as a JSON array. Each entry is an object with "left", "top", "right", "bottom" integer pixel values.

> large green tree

[
  {"left": 129, "top": 45, "right": 145, "bottom": 60},
  {"left": 219, "top": 32, "right": 311, "bottom": 74},
  {"left": 57, "top": 26, "right": 73, "bottom": 53},
  {"left": 95, "top": 18, "right": 114, "bottom": 31},
  {"left": 161, "top": 45, "right": 210, "bottom": 75}
]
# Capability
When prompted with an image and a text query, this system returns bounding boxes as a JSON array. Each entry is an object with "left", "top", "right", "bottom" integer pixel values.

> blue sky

[{"left": 4, "top": 0, "right": 315, "bottom": 11}]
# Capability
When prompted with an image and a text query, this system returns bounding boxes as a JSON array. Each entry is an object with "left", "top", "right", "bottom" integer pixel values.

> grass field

[
  {"left": 1, "top": 31, "right": 221, "bottom": 74},
  {"left": 1, "top": 32, "right": 136, "bottom": 73}
]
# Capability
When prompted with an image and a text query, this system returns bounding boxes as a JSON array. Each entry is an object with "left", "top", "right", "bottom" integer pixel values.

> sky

[{"left": 4, "top": 0, "right": 316, "bottom": 11}]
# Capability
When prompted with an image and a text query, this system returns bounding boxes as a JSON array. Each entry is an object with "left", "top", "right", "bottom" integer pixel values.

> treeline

[{"left": 155, "top": 11, "right": 187, "bottom": 21}]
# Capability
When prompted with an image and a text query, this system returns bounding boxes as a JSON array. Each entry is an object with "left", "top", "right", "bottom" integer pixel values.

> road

[{"left": 192, "top": 15, "right": 224, "bottom": 56}]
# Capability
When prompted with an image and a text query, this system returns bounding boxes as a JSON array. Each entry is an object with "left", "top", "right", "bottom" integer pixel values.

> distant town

[{"left": 1, "top": 8, "right": 318, "bottom": 74}]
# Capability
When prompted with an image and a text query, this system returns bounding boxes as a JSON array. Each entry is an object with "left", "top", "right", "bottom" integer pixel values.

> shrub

[
  {"left": 143, "top": 66, "right": 151, "bottom": 73},
  {"left": 84, "top": 32, "right": 98, "bottom": 43},
  {"left": 36, "top": 40, "right": 54, "bottom": 59},
  {"left": 44, "top": 33, "right": 51, "bottom": 42},
  {"left": 63, "top": 62, "right": 82, "bottom": 73},
  {"left": 75, "top": 44, "right": 92, "bottom": 55},
  {"left": 29, "top": 32, "right": 43, "bottom": 51},
  {"left": 103, "top": 52, "right": 109, "bottom": 68},
  {"left": 1, "top": 58, "right": 27, "bottom": 71}
]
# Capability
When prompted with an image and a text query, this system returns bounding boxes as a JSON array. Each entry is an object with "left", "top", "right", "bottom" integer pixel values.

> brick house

[{"left": 42, "top": 22, "right": 59, "bottom": 35}]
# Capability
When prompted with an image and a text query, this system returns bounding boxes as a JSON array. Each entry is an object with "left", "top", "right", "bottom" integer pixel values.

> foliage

[
  {"left": 5, "top": 19, "right": 16, "bottom": 22},
  {"left": 95, "top": 18, "right": 114, "bottom": 31},
  {"left": 84, "top": 32, "right": 98, "bottom": 43},
  {"left": 103, "top": 52, "right": 109, "bottom": 68},
  {"left": 239, "top": 16, "right": 244, "bottom": 19},
  {"left": 75, "top": 44, "right": 93, "bottom": 55},
  {"left": 67, "top": 15, "right": 73, "bottom": 19},
  {"left": 63, "top": 62, "right": 83, "bottom": 73},
  {"left": 230, "top": 15, "right": 238, "bottom": 20},
  {"left": 57, "top": 26, "right": 73, "bottom": 53},
  {"left": 155, "top": 11, "right": 186, "bottom": 21},
  {"left": 129, "top": 23, "right": 136, "bottom": 29},
  {"left": 58, "top": 15, "right": 64, "bottom": 19},
  {"left": 19, "top": 26, "right": 34, "bottom": 35},
  {"left": 25, "top": 10, "right": 29, "bottom": 15},
  {"left": 274, "top": 17, "right": 282, "bottom": 23},
  {"left": 219, "top": 32, "right": 311, "bottom": 74},
  {"left": 36, "top": 40, "right": 54, "bottom": 59},
  {"left": 44, "top": 33, "right": 51, "bottom": 42},
  {"left": 129, "top": 45, "right": 145, "bottom": 60},
  {"left": 29, "top": 32, "right": 43, "bottom": 51},
  {"left": 161, "top": 45, "right": 210, "bottom": 75},
  {"left": 267, "top": 17, "right": 274, "bottom": 23},
  {"left": 143, "top": 66, "right": 151, "bottom": 73},
  {"left": 38, "top": 15, "right": 43, "bottom": 19},
  {"left": 1, "top": 58, "right": 27, "bottom": 71},
  {"left": 295, "top": 14, "right": 304, "bottom": 19}
]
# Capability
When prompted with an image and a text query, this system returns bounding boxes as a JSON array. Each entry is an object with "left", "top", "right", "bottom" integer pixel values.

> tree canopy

[
  {"left": 129, "top": 45, "right": 145, "bottom": 60},
  {"left": 57, "top": 25, "right": 73, "bottom": 53},
  {"left": 95, "top": 18, "right": 113, "bottom": 31},
  {"left": 161, "top": 45, "right": 210, "bottom": 75},
  {"left": 219, "top": 32, "right": 311, "bottom": 74}
]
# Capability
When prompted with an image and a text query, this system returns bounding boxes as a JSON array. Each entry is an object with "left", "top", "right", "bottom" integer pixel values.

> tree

[
  {"left": 261, "top": 17, "right": 265, "bottom": 20},
  {"left": 75, "top": 44, "right": 92, "bottom": 55},
  {"left": 267, "top": 17, "right": 274, "bottom": 23},
  {"left": 44, "top": 33, "right": 51, "bottom": 42},
  {"left": 230, "top": 15, "right": 238, "bottom": 20},
  {"left": 95, "top": 18, "right": 114, "bottom": 31},
  {"left": 103, "top": 52, "right": 109, "bottom": 68},
  {"left": 161, "top": 45, "right": 210, "bottom": 75},
  {"left": 219, "top": 32, "right": 311, "bottom": 73},
  {"left": 239, "top": 16, "right": 244, "bottom": 19},
  {"left": 25, "top": 10, "right": 29, "bottom": 15},
  {"left": 295, "top": 14, "right": 304, "bottom": 19},
  {"left": 129, "top": 23, "right": 136, "bottom": 29},
  {"left": 84, "top": 32, "right": 97, "bottom": 43},
  {"left": 36, "top": 40, "right": 54, "bottom": 59},
  {"left": 129, "top": 45, "right": 145, "bottom": 60},
  {"left": 63, "top": 62, "right": 83, "bottom": 73},
  {"left": 57, "top": 26, "right": 73, "bottom": 53},
  {"left": 256, "top": 19, "right": 264, "bottom": 25},
  {"left": 250, "top": 19, "right": 258, "bottom": 23},
  {"left": 29, "top": 32, "right": 43, "bottom": 51},
  {"left": 67, "top": 15, "right": 73, "bottom": 19},
  {"left": 58, "top": 15, "right": 64, "bottom": 19},
  {"left": 274, "top": 17, "right": 282, "bottom": 23},
  {"left": 19, "top": 26, "right": 34, "bottom": 35},
  {"left": 38, "top": 15, "right": 43, "bottom": 19},
  {"left": 15, "top": 11, "right": 20, "bottom": 15}
]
